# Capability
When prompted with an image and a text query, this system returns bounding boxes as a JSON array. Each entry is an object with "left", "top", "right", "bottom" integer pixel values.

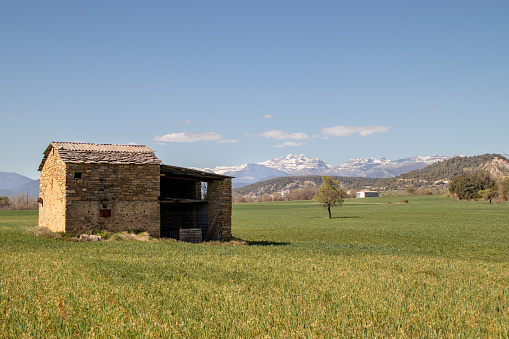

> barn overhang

[
  {"left": 159, "top": 164, "right": 233, "bottom": 242},
  {"left": 160, "top": 164, "right": 233, "bottom": 182}
]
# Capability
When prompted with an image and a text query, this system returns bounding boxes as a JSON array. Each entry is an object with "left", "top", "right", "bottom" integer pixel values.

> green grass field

[{"left": 1, "top": 196, "right": 508, "bottom": 338}]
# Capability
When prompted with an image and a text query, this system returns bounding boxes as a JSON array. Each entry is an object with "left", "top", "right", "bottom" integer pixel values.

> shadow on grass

[
  {"left": 304, "top": 215, "right": 360, "bottom": 220},
  {"left": 247, "top": 240, "right": 290, "bottom": 246}
]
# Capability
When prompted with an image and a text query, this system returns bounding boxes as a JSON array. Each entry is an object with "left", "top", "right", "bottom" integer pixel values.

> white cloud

[
  {"left": 321, "top": 125, "right": 390, "bottom": 137},
  {"left": 4, "top": 115, "right": 24, "bottom": 120},
  {"left": 261, "top": 130, "right": 309, "bottom": 140},
  {"left": 182, "top": 120, "right": 191, "bottom": 124},
  {"left": 274, "top": 141, "right": 305, "bottom": 148},
  {"left": 262, "top": 114, "right": 273, "bottom": 119},
  {"left": 219, "top": 139, "right": 239, "bottom": 144},
  {"left": 154, "top": 132, "right": 222, "bottom": 143},
  {"left": 128, "top": 122, "right": 147, "bottom": 128}
]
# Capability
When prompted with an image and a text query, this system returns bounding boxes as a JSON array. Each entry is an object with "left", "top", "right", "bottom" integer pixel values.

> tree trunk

[{"left": 328, "top": 205, "right": 331, "bottom": 218}]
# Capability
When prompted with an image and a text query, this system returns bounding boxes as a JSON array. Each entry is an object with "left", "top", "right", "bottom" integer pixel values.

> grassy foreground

[{"left": 0, "top": 196, "right": 508, "bottom": 338}]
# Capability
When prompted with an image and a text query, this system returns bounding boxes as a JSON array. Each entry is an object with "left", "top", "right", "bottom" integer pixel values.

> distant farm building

[
  {"left": 356, "top": 191, "right": 379, "bottom": 198},
  {"left": 37, "top": 142, "right": 232, "bottom": 241}
]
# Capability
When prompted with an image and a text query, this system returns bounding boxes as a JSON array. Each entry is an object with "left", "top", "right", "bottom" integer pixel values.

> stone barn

[{"left": 37, "top": 142, "right": 232, "bottom": 241}]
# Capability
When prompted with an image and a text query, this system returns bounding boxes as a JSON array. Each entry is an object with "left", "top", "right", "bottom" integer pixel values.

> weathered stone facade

[
  {"left": 38, "top": 148, "right": 67, "bottom": 232},
  {"left": 38, "top": 143, "right": 161, "bottom": 236},
  {"left": 63, "top": 163, "right": 160, "bottom": 235},
  {"left": 206, "top": 178, "right": 232, "bottom": 240},
  {"left": 38, "top": 142, "right": 232, "bottom": 241}
]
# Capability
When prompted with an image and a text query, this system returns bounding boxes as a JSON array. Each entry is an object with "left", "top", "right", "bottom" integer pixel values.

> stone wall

[
  {"left": 38, "top": 149, "right": 67, "bottom": 232},
  {"left": 206, "top": 178, "right": 232, "bottom": 241},
  {"left": 64, "top": 163, "right": 161, "bottom": 236},
  {"left": 39, "top": 150, "right": 231, "bottom": 240}
]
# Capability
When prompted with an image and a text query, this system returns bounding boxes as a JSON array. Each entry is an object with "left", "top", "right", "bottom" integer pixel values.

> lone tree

[
  {"left": 479, "top": 187, "right": 498, "bottom": 204},
  {"left": 313, "top": 176, "right": 346, "bottom": 218}
]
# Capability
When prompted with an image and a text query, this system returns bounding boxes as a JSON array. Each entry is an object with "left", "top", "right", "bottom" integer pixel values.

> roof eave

[
  {"left": 160, "top": 164, "right": 234, "bottom": 181},
  {"left": 37, "top": 143, "right": 56, "bottom": 171}
]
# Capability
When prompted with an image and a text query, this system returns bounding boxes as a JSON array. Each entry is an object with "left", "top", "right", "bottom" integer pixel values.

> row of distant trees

[
  {"left": 233, "top": 183, "right": 448, "bottom": 203},
  {"left": 0, "top": 193, "right": 38, "bottom": 210},
  {"left": 401, "top": 186, "right": 449, "bottom": 196},
  {"left": 233, "top": 185, "right": 321, "bottom": 203}
]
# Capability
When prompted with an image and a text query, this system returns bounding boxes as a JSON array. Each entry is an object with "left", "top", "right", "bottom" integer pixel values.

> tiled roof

[
  {"left": 50, "top": 142, "right": 156, "bottom": 153},
  {"left": 38, "top": 142, "right": 162, "bottom": 170}
]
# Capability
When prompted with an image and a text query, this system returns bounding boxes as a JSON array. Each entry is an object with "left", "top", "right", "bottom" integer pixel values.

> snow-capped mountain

[
  {"left": 203, "top": 163, "right": 288, "bottom": 184},
  {"left": 328, "top": 157, "right": 392, "bottom": 176},
  {"left": 327, "top": 155, "right": 452, "bottom": 178},
  {"left": 259, "top": 154, "right": 332, "bottom": 175},
  {"left": 203, "top": 154, "right": 331, "bottom": 177},
  {"left": 202, "top": 154, "right": 456, "bottom": 186}
]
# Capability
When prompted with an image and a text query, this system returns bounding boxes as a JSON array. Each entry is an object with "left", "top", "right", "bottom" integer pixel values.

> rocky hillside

[
  {"left": 373, "top": 154, "right": 509, "bottom": 192},
  {"left": 397, "top": 154, "right": 508, "bottom": 181}
]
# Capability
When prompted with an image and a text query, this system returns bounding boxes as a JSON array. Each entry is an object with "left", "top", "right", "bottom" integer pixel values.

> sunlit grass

[{"left": 1, "top": 196, "right": 508, "bottom": 337}]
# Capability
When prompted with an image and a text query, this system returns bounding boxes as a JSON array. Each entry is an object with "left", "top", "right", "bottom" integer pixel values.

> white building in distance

[{"left": 356, "top": 191, "right": 380, "bottom": 198}]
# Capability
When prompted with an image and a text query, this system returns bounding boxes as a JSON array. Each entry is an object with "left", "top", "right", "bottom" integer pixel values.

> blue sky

[{"left": 1, "top": 0, "right": 508, "bottom": 179}]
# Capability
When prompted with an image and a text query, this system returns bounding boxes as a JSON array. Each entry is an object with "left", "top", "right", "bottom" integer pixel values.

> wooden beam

[{"left": 159, "top": 198, "right": 206, "bottom": 204}]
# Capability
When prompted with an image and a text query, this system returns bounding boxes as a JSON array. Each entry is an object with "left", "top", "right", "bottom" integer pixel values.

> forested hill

[
  {"left": 397, "top": 154, "right": 509, "bottom": 182},
  {"left": 372, "top": 154, "right": 509, "bottom": 192},
  {"left": 233, "top": 175, "right": 379, "bottom": 197}
]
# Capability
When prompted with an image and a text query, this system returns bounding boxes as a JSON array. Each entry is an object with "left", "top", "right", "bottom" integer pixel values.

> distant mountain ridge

[
  {"left": 203, "top": 154, "right": 458, "bottom": 186},
  {"left": 328, "top": 155, "right": 452, "bottom": 178},
  {"left": 258, "top": 154, "right": 332, "bottom": 175},
  {"left": 0, "top": 172, "right": 39, "bottom": 197},
  {"left": 234, "top": 154, "right": 509, "bottom": 197},
  {"left": 0, "top": 172, "right": 34, "bottom": 190}
]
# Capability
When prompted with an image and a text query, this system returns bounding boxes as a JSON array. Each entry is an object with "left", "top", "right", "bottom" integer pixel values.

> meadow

[{"left": 0, "top": 195, "right": 508, "bottom": 338}]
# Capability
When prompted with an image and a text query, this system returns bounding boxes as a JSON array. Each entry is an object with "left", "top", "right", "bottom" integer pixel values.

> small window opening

[
  {"left": 201, "top": 182, "right": 208, "bottom": 200},
  {"left": 74, "top": 172, "right": 82, "bottom": 179}
]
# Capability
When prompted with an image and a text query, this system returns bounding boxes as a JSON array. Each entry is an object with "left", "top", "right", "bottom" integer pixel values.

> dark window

[
  {"left": 100, "top": 209, "right": 111, "bottom": 217},
  {"left": 74, "top": 172, "right": 82, "bottom": 179}
]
